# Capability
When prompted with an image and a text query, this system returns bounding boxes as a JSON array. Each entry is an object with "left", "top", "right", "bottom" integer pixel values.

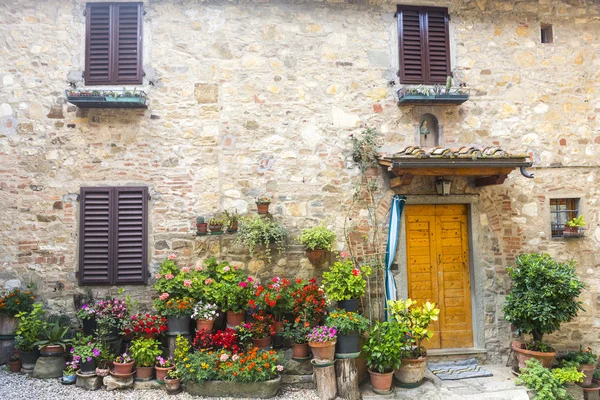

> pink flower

[
  {"left": 223, "top": 266, "right": 231, "bottom": 272},
  {"left": 233, "top": 266, "right": 238, "bottom": 271},
  {"left": 220, "top": 354, "right": 229, "bottom": 362},
  {"left": 165, "top": 274, "right": 175, "bottom": 280},
  {"left": 195, "top": 266, "right": 203, "bottom": 272},
  {"left": 276, "top": 365, "right": 284, "bottom": 372},
  {"left": 340, "top": 251, "right": 348, "bottom": 258},
  {"left": 247, "top": 277, "right": 253, "bottom": 282},
  {"left": 168, "top": 253, "right": 177, "bottom": 260},
  {"left": 204, "top": 278, "right": 213, "bottom": 285},
  {"left": 159, "top": 292, "right": 169, "bottom": 301},
  {"left": 155, "top": 273, "right": 162, "bottom": 279},
  {"left": 182, "top": 267, "right": 191, "bottom": 273},
  {"left": 238, "top": 282, "right": 248, "bottom": 288},
  {"left": 184, "top": 279, "right": 192, "bottom": 287},
  {"left": 232, "top": 354, "right": 239, "bottom": 361}
]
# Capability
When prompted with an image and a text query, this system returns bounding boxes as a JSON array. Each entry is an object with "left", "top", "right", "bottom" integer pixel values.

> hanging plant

[{"left": 235, "top": 215, "right": 286, "bottom": 263}]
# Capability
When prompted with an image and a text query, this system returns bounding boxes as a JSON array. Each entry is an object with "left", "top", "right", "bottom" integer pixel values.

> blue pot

[{"left": 63, "top": 374, "right": 76, "bottom": 383}]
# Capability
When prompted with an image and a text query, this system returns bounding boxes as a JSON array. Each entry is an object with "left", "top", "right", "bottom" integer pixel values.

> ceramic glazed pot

[
  {"left": 292, "top": 343, "right": 310, "bottom": 359},
  {"left": 167, "top": 316, "right": 191, "bottom": 335},
  {"left": 512, "top": 341, "right": 556, "bottom": 369},
  {"left": 135, "top": 365, "right": 154, "bottom": 380},
  {"left": 309, "top": 341, "right": 336, "bottom": 362},
  {"left": 164, "top": 377, "right": 181, "bottom": 392},
  {"left": 62, "top": 374, "right": 76, "bottom": 383},
  {"left": 252, "top": 336, "right": 272, "bottom": 349},
  {"left": 337, "top": 299, "right": 360, "bottom": 312},
  {"left": 9, "top": 359, "right": 21, "bottom": 372},
  {"left": 394, "top": 357, "right": 428, "bottom": 384},
  {"left": 196, "top": 319, "right": 214, "bottom": 332},
  {"left": 306, "top": 249, "right": 325, "bottom": 263},
  {"left": 336, "top": 332, "right": 360, "bottom": 356},
  {"left": 580, "top": 363, "right": 596, "bottom": 387},
  {"left": 226, "top": 311, "right": 245, "bottom": 328},
  {"left": 369, "top": 369, "right": 394, "bottom": 392},
  {"left": 156, "top": 365, "right": 175, "bottom": 383},
  {"left": 113, "top": 361, "right": 134, "bottom": 374}
]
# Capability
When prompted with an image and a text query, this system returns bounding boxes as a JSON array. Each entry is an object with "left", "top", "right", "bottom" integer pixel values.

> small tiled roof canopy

[{"left": 377, "top": 146, "right": 533, "bottom": 188}]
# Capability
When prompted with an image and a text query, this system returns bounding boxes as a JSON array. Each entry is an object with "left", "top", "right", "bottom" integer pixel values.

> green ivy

[
  {"left": 516, "top": 359, "right": 573, "bottom": 400},
  {"left": 235, "top": 215, "right": 286, "bottom": 263},
  {"left": 362, "top": 321, "right": 407, "bottom": 373}
]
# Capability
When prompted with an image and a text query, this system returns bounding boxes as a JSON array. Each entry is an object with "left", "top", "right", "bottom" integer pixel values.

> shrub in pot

[
  {"left": 388, "top": 298, "right": 439, "bottom": 385},
  {"left": 298, "top": 224, "right": 336, "bottom": 263},
  {"left": 130, "top": 337, "right": 162, "bottom": 380},
  {"left": 214, "top": 275, "right": 254, "bottom": 328},
  {"left": 559, "top": 349, "right": 597, "bottom": 387},
  {"left": 307, "top": 325, "right": 337, "bottom": 362},
  {"left": 363, "top": 321, "right": 407, "bottom": 392},
  {"left": 322, "top": 260, "right": 371, "bottom": 312},
  {"left": 113, "top": 352, "right": 134, "bottom": 374},
  {"left": 34, "top": 322, "right": 71, "bottom": 356},
  {"left": 252, "top": 276, "right": 294, "bottom": 330},
  {"left": 325, "top": 310, "right": 370, "bottom": 357},
  {"left": 503, "top": 253, "right": 585, "bottom": 369},
  {"left": 15, "top": 303, "right": 46, "bottom": 367}
]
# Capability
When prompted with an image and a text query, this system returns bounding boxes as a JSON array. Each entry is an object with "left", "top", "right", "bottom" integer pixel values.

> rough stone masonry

[{"left": 0, "top": 0, "right": 599, "bottom": 362}]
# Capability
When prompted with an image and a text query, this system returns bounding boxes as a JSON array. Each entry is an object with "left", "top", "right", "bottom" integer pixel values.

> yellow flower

[
  {"left": 184, "top": 357, "right": 188, "bottom": 361},
  {"left": 186, "top": 364, "right": 190, "bottom": 368},
  {"left": 190, "top": 369, "right": 194, "bottom": 373},
  {"left": 201, "top": 363, "right": 209, "bottom": 370}
]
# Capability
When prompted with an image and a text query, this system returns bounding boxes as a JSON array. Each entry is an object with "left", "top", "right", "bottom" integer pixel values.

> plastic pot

[
  {"left": 336, "top": 332, "right": 360, "bottom": 356},
  {"left": 337, "top": 299, "right": 360, "bottom": 312},
  {"left": 167, "top": 316, "right": 191, "bottom": 335},
  {"left": 80, "top": 359, "right": 96, "bottom": 375}
]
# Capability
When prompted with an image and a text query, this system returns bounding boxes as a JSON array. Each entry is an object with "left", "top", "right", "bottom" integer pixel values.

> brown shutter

[
  {"left": 397, "top": 6, "right": 451, "bottom": 84},
  {"left": 79, "top": 188, "right": 112, "bottom": 284},
  {"left": 113, "top": 3, "right": 143, "bottom": 85},
  {"left": 85, "top": 3, "right": 113, "bottom": 85},
  {"left": 113, "top": 187, "right": 147, "bottom": 284}
]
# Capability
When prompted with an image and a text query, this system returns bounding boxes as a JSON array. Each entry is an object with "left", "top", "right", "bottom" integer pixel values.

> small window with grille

[{"left": 550, "top": 198, "right": 580, "bottom": 238}]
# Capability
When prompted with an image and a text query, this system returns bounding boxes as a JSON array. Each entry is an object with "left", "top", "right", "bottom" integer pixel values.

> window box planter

[
  {"left": 65, "top": 90, "right": 148, "bottom": 109},
  {"left": 397, "top": 88, "right": 469, "bottom": 105},
  {"left": 185, "top": 376, "right": 281, "bottom": 398},
  {"left": 562, "top": 226, "right": 586, "bottom": 238}
]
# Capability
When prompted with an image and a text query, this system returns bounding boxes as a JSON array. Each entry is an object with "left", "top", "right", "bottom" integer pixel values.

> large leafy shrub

[
  {"left": 516, "top": 359, "right": 573, "bottom": 400},
  {"left": 503, "top": 253, "right": 584, "bottom": 349},
  {"left": 362, "top": 321, "right": 407, "bottom": 373}
]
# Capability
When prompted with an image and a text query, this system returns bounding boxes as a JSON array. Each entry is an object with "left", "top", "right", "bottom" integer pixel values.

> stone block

[
  {"left": 32, "top": 356, "right": 65, "bottom": 378},
  {"left": 103, "top": 375, "right": 134, "bottom": 390},
  {"left": 185, "top": 376, "right": 281, "bottom": 398},
  {"left": 194, "top": 83, "right": 218, "bottom": 104},
  {"left": 76, "top": 373, "right": 103, "bottom": 390},
  {"left": 134, "top": 379, "right": 162, "bottom": 390},
  {"left": 46, "top": 105, "right": 64, "bottom": 119},
  {"left": 283, "top": 350, "right": 313, "bottom": 375},
  {"left": 281, "top": 373, "right": 315, "bottom": 389}
]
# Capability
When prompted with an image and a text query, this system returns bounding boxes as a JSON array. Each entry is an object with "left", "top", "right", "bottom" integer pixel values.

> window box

[
  {"left": 397, "top": 87, "right": 470, "bottom": 105},
  {"left": 66, "top": 90, "right": 148, "bottom": 109},
  {"left": 561, "top": 226, "right": 586, "bottom": 238}
]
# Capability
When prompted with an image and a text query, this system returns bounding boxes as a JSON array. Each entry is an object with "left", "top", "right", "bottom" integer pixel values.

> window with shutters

[
  {"left": 85, "top": 2, "right": 143, "bottom": 85},
  {"left": 397, "top": 6, "right": 451, "bottom": 84},
  {"left": 79, "top": 187, "right": 148, "bottom": 285}
]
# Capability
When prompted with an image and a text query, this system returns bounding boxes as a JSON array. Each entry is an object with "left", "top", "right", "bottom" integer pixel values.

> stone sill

[{"left": 428, "top": 348, "right": 488, "bottom": 356}]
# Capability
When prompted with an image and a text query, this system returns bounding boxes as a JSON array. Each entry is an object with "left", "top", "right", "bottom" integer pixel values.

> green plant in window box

[{"left": 565, "top": 215, "right": 585, "bottom": 229}]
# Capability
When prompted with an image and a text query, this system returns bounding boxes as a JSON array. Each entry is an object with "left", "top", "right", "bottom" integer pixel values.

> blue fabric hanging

[{"left": 384, "top": 195, "right": 406, "bottom": 320}]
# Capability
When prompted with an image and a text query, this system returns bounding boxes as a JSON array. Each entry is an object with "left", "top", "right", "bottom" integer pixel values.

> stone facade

[{"left": 0, "top": 0, "right": 599, "bottom": 362}]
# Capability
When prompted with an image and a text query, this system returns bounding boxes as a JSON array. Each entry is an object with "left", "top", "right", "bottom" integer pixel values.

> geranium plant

[
  {"left": 216, "top": 278, "right": 253, "bottom": 314},
  {"left": 163, "top": 297, "right": 195, "bottom": 317},
  {"left": 0, "top": 288, "right": 35, "bottom": 316},
  {"left": 129, "top": 338, "right": 162, "bottom": 367},
  {"left": 362, "top": 321, "right": 407, "bottom": 373},
  {"left": 388, "top": 298, "right": 439, "bottom": 359},
  {"left": 212, "top": 328, "right": 241, "bottom": 353},
  {"left": 290, "top": 278, "right": 326, "bottom": 322},
  {"left": 122, "top": 313, "right": 167, "bottom": 337},
  {"left": 298, "top": 225, "right": 336, "bottom": 251},
  {"left": 154, "top": 254, "right": 188, "bottom": 299},
  {"left": 503, "top": 253, "right": 585, "bottom": 351},
  {"left": 251, "top": 277, "right": 293, "bottom": 319},
  {"left": 322, "top": 260, "right": 372, "bottom": 301},
  {"left": 306, "top": 326, "right": 337, "bottom": 343},
  {"left": 325, "top": 310, "right": 370, "bottom": 334},
  {"left": 191, "top": 301, "right": 219, "bottom": 321}
]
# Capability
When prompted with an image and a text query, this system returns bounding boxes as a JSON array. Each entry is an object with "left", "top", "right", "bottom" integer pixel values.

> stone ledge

[{"left": 185, "top": 376, "right": 281, "bottom": 398}]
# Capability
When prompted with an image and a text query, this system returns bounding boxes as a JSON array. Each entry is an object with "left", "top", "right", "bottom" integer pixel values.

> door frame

[{"left": 395, "top": 195, "right": 485, "bottom": 350}]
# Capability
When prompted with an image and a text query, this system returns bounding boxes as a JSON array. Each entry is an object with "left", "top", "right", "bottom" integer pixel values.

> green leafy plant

[
  {"left": 503, "top": 253, "right": 585, "bottom": 351},
  {"left": 388, "top": 299, "right": 439, "bottom": 359},
  {"left": 551, "top": 365, "right": 584, "bottom": 385},
  {"left": 322, "top": 260, "right": 372, "bottom": 301},
  {"left": 70, "top": 334, "right": 101, "bottom": 363},
  {"left": 34, "top": 322, "right": 71, "bottom": 350},
  {"left": 224, "top": 210, "right": 240, "bottom": 230},
  {"left": 208, "top": 216, "right": 226, "bottom": 226},
  {"left": 325, "top": 310, "right": 370, "bottom": 335},
  {"left": 167, "top": 369, "right": 181, "bottom": 379},
  {"left": 15, "top": 303, "right": 46, "bottom": 351},
  {"left": 298, "top": 225, "right": 336, "bottom": 251},
  {"left": 235, "top": 215, "right": 286, "bottom": 262},
  {"left": 559, "top": 349, "right": 597, "bottom": 366},
  {"left": 517, "top": 359, "right": 572, "bottom": 400},
  {"left": 362, "top": 321, "right": 407, "bottom": 373},
  {"left": 174, "top": 334, "right": 190, "bottom": 363},
  {"left": 281, "top": 319, "right": 312, "bottom": 344},
  {"left": 566, "top": 215, "right": 585, "bottom": 227},
  {"left": 0, "top": 288, "right": 35, "bottom": 316},
  {"left": 129, "top": 338, "right": 162, "bottom": 367}
]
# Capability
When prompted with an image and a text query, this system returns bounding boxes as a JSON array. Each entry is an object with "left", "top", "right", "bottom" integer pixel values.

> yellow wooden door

[{"left": 405, "top": 204, "right": 473, "bottom": 349}]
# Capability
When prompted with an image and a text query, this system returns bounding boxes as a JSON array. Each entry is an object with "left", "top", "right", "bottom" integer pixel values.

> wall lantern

[{"left": 435, "top": 177, "right": 452, "bottom": 196}]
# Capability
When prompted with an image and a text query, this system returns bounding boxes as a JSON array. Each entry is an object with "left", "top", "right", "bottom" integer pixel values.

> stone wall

[{"left": 0, "top": 0, "right": 599, "bottom": 361}]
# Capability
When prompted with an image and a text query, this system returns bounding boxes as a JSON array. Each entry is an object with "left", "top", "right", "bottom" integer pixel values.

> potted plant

[
  {"left": 298, "top": 224, "right": 336, "bottom": 263},
  {"left": 256, "top": 196, "right": 272, "bottom": 214},
  {"left": 95, "top": 345, "right": 112, "bottom": 377},
  {"left": 130, "top": 337, "right": 162, "bottom": 380},
  {"left": 516, "top": 358, "right": 582, "bottom": 399},
  {"left": 163, "top": 297, "right": 195, "bottom": 335},
  {"left": 8, "top": 354, "right": 21, "bottom": 372},
  {"left": 306, "top": 325, "right": 337, "bottom": 362},
  {"left": 15, "top": 303, "right": 46, "bottom": 368},
  {"left": 0, "top": 288, "right": 35, "bottom": 337},
  {"left": 290, "top": 279, "right": 327, "bottom": 325},
  {"left": 122, "top": 312, "right": 168, "bottom": 339},
  {"left": 34, "top": 322, "right": 71, "bottom": 356},
  {"left": 208, "top": 216, "right": 225, "bottom": 234},
  {"left": 164, "top": 368, "right": 181, "bottom": 393},
  {"left": 75, "top": 303, "right": 97, "bottom": 336},
  {"left": 238, "top": 311, "right": 275, "bottom": 349},
  {"left": 155, "top": 356, "right": 176, "bottom": 383},
  {"left": 322, "top": 260, "right": 372, "bottom": 312},
  {"left": 363, "top": 321, "right": 407, "bottom": 392},
  {"left": 564, "top": 215, "right": 586, "bottom": 237},
  {"left": 214, "top": 271, "right": 253, "bottom": 328},
  {"left": 559, "top": 349, "right": 597, "bottom": 387},
  {"left": 94, "top": 298, "right": 128, "bottom": 339},
  {"left": 62, "top": 361, "right": 78, "bottom": 383},
  {"left": 388, "top": 299, "right": 440, "bottom": 385},
  {"left": 196, "top": 216, "right": 208, "bottom": 236},
  {"left": 282, "top": 319, "right": 312, "bottom": 359},
  {"left": 113, "top": 352, "right": 134, "bottom": 374},
  {"left": 191, "top": 301, "right": 219, "bottom": 332},
  {"left": 325, "top": 310, "right": 369, "bottom": 357},
  {"left": 224, "top": 210, "right": 240, "bottom": 233},
  {"left": 235, "top": 215, "right": 287, "bottom": 263},
  {"left": 252, "top": 276, "right": 294, "bottom": 333},
  {"left": 70, "top": 334, "right": 101, "bottom": 375},
  {"left": 503, "top": 254, "right": 585, "bottom": 369}
]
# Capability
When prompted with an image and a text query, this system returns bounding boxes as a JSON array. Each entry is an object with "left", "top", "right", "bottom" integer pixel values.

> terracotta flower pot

[
  {"left": 196, "top": 223, "right": 208, "bottom": 235},
  {"left": 579, "top": 363, "right": 596, "bottom": 387},
  {"left": 156, "top": 365, "right": 175, "bottom": 382},
  {"left": 164, "top": 377, "right": 181, "bottom": 392},
  {"left": 511, "top": 341, "right": 556, "bottom": 369},
  {"left": 114, "top": 361, "right": 134, "bottom": 374},
  {"left": 394, "top": 356, "right": 428, "bottom": 384},
  {"left": 226, "top": 311, "right": 245, "bottom": 328},
  {"left": 142, "top": 332, "right": 159, "bottom": 339},
  {"left": 40, "top": 345, "right": 64, "bottom": 357},
  {"left": 369, "top": 369, "right": 394, "bottom": 392},
  {"left": 292, "top": 343, "right": 310, "bottom": 359},
  {"left": 257, "top": 203, "right": 270, "bottom": 214},
  {"left": 306, "top": 249, "right": 325, "bottom": 263},
  {"left": 253, "top": 336, "right": 272, "bottom": 349},
  {"left": 309, "top": 341, "right": 336, "bottom": 362},
  {"left": 196, "top": 319, "right": 214, "bottom": 332},
  {"left": 273, "top": 321, "right": 284, "bottom": 333},
  {"left": 135, "top": 365, "right": 154, "bottom": 380},
  {"left": 227, "top": 221, "right": 239, "bottom": 233},
  {"left": 9, "top": 360, "right": 21, "bottom": 373},
  {"left": 209, "top": 224, "right": 223, "bottom": 234},
  {"left": 95, "top": 368, "right": 110, "bottom": 377}
]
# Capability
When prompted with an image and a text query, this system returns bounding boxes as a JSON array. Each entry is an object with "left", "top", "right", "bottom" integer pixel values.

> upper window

[
  {"left": 397, "top": 6, "right": 451, "bottom": 84},
  {"left": 79, "top": 186, "right": 148, "bottom": 285},
  {"left": 550, "top": 198, "right": 580, "bottom": 238},
  {"left": 85, "top": 2, "right": 143, "bottom": 85}
]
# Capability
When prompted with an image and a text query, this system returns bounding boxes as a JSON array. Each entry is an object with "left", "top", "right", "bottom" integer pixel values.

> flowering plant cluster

[
  {"left": 191, "top": 301, "right": 219, "bottom": 321},
  {"left": 0, "top": 288, "right": 35, "bottom": 317},
  {"left": 322, "top": 260, "right": 372, "bottom": 301},
  {"left": 291, "top": 279, "right": 326, "bottom": 322},
  {"left": 162, "top": 297, "right": 195, "bottom": 317},
  {"left": 122, "top": 313, "right": 167, "bottom": 337},
  {"left": 94, "top": 298, "right": 128, "bottom": 330},
  {"left": 217, "top": 276, "right": 254, "bottom": 313},
  {"left": 281, "top": 316, "right": 312, "bottom": 345},
  {"left": 75, "top": 303, "right": 96, "bottom": 321},
  {"left": 114, "top": 353, "right": 133, "bottom": 364},
  {"left": 71, "top": 334, "right": 101, "bottom": 363},
  {"left": 251, "top": 277, "right": 293, "bottom": 318},
  {"left": 156, "top": 356, "right": 175, "bottom": 368},
  {"left": 306, "top": 325, "right": 337, "bottom": 343},
  {"left": 64, "top": 360, "right": 79, "bottom": 376},
  {"left": 192, "top": 329, "right": 214, "bottom": 351},
  {"left": 238, "top": 311, "right": 276, "bottom": 341},
  {"left": 212, "top": 328, "right": 241, "bottom": 354},
  {"left": 325, "top": 310, "right": 370, "bottom": 335}
]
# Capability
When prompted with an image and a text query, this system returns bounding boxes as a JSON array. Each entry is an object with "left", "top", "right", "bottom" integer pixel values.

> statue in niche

[{"left": 420, "top": 119, "right": 430, "bottom": 138}]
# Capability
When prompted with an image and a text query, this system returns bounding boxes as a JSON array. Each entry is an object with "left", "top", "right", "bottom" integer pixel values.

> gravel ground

[{"left": 0, "top": 369, "right": 320, "bottom": 400}]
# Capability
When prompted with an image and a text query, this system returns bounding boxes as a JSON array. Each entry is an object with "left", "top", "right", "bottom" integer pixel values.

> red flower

[{"left": 352, "top": 269, "right": 360, "bottom": 276}]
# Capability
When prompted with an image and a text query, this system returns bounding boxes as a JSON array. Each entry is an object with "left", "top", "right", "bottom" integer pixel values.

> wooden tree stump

[
  {"left": 312, "top": 361, "right": 337, "bottom": 400},
  {"left": 336, "top": 359, "right": 361, "bottom": 400}
]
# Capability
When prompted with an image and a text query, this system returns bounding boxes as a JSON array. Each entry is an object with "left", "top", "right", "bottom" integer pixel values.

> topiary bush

[{"left": 503, "top": 253, "right": 584, "bottom": 351}]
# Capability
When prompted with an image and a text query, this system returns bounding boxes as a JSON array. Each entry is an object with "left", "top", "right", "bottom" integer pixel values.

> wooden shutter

[
  {"left": 113, "top": 187, "right": 147, "bottom": 284},
  {"left": 79, "top": 187, "right": 148, "bottom": 285},
  {"left": 397, "top": 6, "right": 451, "bottom": 84},
  {"left": 85, "top": 3, "right": 143, "bottom": 85},
  {"left": 79, "top": 188, "right": 112, "bottom": 284}
]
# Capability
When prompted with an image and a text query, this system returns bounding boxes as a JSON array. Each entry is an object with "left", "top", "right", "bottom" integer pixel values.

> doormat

[{"left": 428, "top": 358, "right": 493, "bottom": 380}]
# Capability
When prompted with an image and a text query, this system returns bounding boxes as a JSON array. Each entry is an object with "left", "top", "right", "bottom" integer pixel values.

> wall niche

[{"left": 412, "top": 107, "right": 444, "bottom": 148}]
